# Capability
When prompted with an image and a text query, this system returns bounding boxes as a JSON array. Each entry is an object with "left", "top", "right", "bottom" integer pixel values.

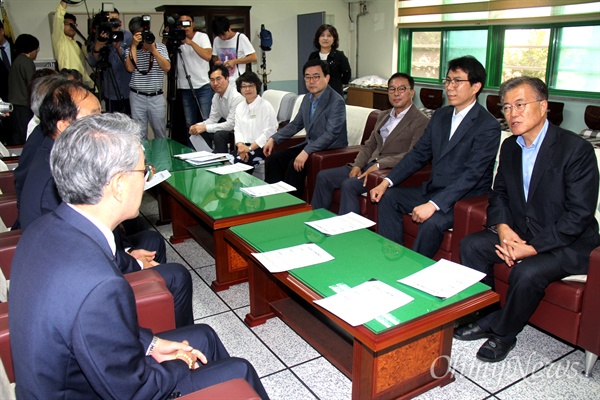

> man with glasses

[
  {"left": 19, "top": 80, "right": 194, "bottom": 327},
  {"left": 455, "top": 76, "right": 600, "bottom": 362},
  {"left": 370, "top": 55, "right": 500, "bottom": 258},
  {"left": 189, "top": 64, "right": 243, "bottom": 153},
  {"left": 311, "top": 72, "right": 429, "bottom": 214},
  {"left": 51, "top": 1, "right": 93, "bottom": 88},
  {"left": 9, "top": 113, "right": 269, "bottom": 399},
  {"left": 263, "top": 58, "right": 348, "bottom": 198}
]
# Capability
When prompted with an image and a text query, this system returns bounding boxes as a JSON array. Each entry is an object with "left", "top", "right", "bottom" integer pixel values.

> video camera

[
  {"left": 162, "top": 14, "right": 186, "bottom": 45},
  {"left": 89, "top": 2, "right": 124, "bottom": 45},
  {"left": 139, "top": 15, "right": 156, "bottom": 45}
]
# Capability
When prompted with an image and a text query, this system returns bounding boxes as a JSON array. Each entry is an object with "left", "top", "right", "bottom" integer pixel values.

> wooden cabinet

[{"left": 347, "top": 87, "right": 390, "bottom": 110}]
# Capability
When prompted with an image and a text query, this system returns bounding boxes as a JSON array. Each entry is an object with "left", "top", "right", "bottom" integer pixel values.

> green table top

[
  {"left": 143, "top": 138, "right": 199, "bottom": 173},
  {"left": 166, "top": 168, "right": 306, "bottom": 220},
  {"left": 230, "top": 209, "right": 491, "bottom": 334}
]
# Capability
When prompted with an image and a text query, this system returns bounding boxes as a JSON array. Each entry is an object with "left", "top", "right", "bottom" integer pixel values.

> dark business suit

[
  {"left": 9, "top": 203, "right": 268, "bottom": 399},
  {"left": 460, "top": 123, "right": 600, "bottom": 340},
  {"left": 378, "top": 102, "right": 501, "bottom": 257},
  {"left": 266, "top": 84, "right": 347, "bottom": 197},
  {"left": 312, "top": 105, "right": 429, "bottom": 214},
  {"left": 0, "top": 37, "right": 15, "bottom": 144},
  {"left": 12, "top": 124, "right": 44, "bottom": 229},
  {"left": 308, "top": 50, "right": 351, "bottom": 97},
  {"left": 19, "top": 136, "right": 194, "bottom": 327}
]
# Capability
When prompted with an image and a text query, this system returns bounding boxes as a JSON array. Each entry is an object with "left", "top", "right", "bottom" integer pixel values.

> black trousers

[
  {"left": 460, "top": 229, "right": 571, "bottom": 341},
  {"left": 265, "top": 145, "right": 306, "bottom": 199}
]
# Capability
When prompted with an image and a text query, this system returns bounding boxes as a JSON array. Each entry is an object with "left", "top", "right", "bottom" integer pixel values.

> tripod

[
  {"left": 93, "top": 45, "right": 126, "bottom": 113},
  {"left": 166, "top": 42, "right": 205, "bottom": 141}
]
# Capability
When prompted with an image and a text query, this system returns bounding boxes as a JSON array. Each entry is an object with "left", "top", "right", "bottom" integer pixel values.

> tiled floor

[{"left": 140, "top": 194, "right": 600, "bottom": 400}]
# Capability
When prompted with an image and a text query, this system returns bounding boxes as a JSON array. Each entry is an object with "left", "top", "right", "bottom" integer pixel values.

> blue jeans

[{"left": 181, "top": 85, "right": 213, "bottom": 130}]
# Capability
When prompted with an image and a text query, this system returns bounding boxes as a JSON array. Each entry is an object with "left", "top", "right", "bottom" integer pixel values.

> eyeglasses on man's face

[
  {"left": 443, "top": 78, "right": 469, "bottom": 87},
  {"left": 387, "top": 86, "right": 408, "bottom": 94},
  {"left": 131, "top": 164, "right": 155, "bottom": 182},
  {"left": 304, "top": 74, "right": 322, "bottom": 82},
  {"left": 502, "top": 100, "right": 542, "bottom": 116}
]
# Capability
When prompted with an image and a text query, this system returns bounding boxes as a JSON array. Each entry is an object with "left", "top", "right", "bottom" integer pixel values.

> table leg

[{"left": 211, "top": 229, "right": 249, "bottom": 292}]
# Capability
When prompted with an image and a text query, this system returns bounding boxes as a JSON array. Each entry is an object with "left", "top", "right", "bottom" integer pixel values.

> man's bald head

[{"left": 39, "top": 80, "right": 101, "bottom": 138}]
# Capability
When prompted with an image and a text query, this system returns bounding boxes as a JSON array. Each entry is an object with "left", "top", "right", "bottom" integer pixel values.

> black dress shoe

[
  {"left": 453, "top": 322, "right": 491, "bottom": 341},
  {"left": 476, "top": 336, "right": 516, "bottom": 363}
]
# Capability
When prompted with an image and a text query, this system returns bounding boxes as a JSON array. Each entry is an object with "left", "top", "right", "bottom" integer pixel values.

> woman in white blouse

[{"left": 232, "top": 72, "right": 278, "bottom": 173}]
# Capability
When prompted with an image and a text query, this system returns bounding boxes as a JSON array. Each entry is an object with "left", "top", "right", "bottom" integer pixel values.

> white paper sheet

[
  {"left": 144, "top": 170, "right": 171, "bottom": 191},
  {"left": 189, "top": 135, "right": 213, "bottom": 152},
  {"left": 305, "top": 212, "right": 375, "bottom": 235},
  {"left": 251, "top": 243, "right": 334, "bottom": 273},
  {"left": 240, "top": 181, "right": 296, "bottom": 197},
  {"left": 398, "top": 258, "right": 486, "bottom": 299},
  {"left": 314, "top": 280, "right": 413, "bottom": 326},
  {"left": 207, "top": 163, "right": 254, "bottom": 175}
]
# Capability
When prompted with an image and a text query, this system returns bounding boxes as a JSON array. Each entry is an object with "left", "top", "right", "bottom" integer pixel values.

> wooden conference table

[
  {"left": 157, "top": 161, "right": 311, "bottom": 291},
  {"left": 224, "top": 209, "right": 499, "bottom": 400}
]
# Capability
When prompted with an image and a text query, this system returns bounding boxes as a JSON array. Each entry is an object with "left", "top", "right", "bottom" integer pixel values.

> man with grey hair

[
  {"left": 9, "top": 113, "right": 269, "bottom": 399},
  {"left": 455, "top": 76, "right": 600, "bottom": 363},
  {"left": 18, "top": 79, "right": 194, "bottom": 327}
]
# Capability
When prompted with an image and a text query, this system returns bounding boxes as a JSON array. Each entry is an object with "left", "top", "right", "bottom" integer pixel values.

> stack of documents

[
  {"left": 174, "top": 151, "right": 229, "bottom": 166},
  {"left": 240, "top": 181, "right": 296, "bottom": 197},
  {"left": 398, "top": 259, "right": 486, "bottom": 299},
  {"left": 314, "top": 280, "right": 413, "bottom": 326}
]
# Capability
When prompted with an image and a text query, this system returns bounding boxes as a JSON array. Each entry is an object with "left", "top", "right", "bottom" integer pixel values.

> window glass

[
  {"left": 554, "top": 25, "right": 600, "bottom": 92},
  {"left": 447, "top": 30, "right": 488, "bottom": 69},
  {"left": 502, "top": 28, "right": 550, "bottom": 82},
  {"left": 411, "top": 31, "right": 441, "bottom": 79}
]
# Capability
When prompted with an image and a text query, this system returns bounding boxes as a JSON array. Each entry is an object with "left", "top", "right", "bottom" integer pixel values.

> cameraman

[
  {"left": 125, "top": 16, "right": 170, "bottom": 139},
  {"left": 171, "top": 10, "right": 213, "bottom": 131},
  {"left": 88, "top": 8, "right": 132, "bottom": 114}
]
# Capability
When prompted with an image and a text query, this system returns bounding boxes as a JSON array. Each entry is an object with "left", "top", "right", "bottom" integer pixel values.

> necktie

[{"left": 0, "top": 46, "right": 10, "bottom": 70}]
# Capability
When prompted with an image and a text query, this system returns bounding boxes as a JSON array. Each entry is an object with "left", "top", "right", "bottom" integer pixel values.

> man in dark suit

[
  {"left": 263, "top": 58, "right": 348, "bottom": 198},
  {"left": 0, "top": 20, "right": 14, "bottom": 143},
  {"left": 19, "top": 79, "right": 194, "bottom": 327},
  {"left": 370, "top": 56, "right": 501, "bottom": 258},
  {"left": 454, "top": 77, "right": 600, "bottom": 362},
  {"left": 311, "top": 72, "right": 429, "bottom": 214},
  {"left": 9, "top": 113, "right": 269, "bottom": 399}
]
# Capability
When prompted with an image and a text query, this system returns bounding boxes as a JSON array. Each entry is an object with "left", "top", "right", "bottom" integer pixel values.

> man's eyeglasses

[
  {"left": 131, "top": 164, "right": 155, "bottom": 182},
  {"left": 443, "top": 78, "right": 469, "bottom": 87},
  {"left": 502, "top": 100, "right": 542, "bottom": 116},
  {"left": 304, "top": 75, "right": 322, "bottom": 82},
  {"left": 387, "top": 86, "right": 408, "bottom": 94},
  {"left": 210, "top": 76, "right": 225, "bottom": 84}
]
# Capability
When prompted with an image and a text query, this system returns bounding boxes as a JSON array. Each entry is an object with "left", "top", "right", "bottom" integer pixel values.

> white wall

[{"left": 3, "top": 0, "right": 379, "bottom": 87}]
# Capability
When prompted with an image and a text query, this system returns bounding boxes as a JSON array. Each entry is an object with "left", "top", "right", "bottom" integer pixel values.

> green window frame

[{"left": 399, "top": 21, "right": 600, "bottom": 99}]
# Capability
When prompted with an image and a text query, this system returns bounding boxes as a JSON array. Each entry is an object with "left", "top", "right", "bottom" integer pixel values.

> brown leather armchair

[
  {"left": 302, "top": 109, "right": 381, "bottom": 203},
  {"left": 0, "top": 171, "right": 15, "bottom": 195},
  {"left": 450, "top": 198, "right": 599, "bottom": 376}
]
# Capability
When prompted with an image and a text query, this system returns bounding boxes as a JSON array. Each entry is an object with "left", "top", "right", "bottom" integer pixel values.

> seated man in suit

[
  {"left": 370, "top": 56, "right": 501, "bottom": 258},
  {"left": 263, "top": 58, "right": 348, "bottom": 198},
  {"left": 311, "top": 72, "right": 429, "bottom": 214},
  {"left": 455, "top": 77, "right": 600, "bottom": 362},
  {"left": 19, "top": 79, "right": 194, "bottom": 327},
  {"left": 9, "top": 113, "right": 269, "bottom": 399}
]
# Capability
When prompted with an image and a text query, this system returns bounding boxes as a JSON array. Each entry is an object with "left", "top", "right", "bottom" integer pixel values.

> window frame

[{"left": 400, "top": 20, "right": 600, "bottom": 100}]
